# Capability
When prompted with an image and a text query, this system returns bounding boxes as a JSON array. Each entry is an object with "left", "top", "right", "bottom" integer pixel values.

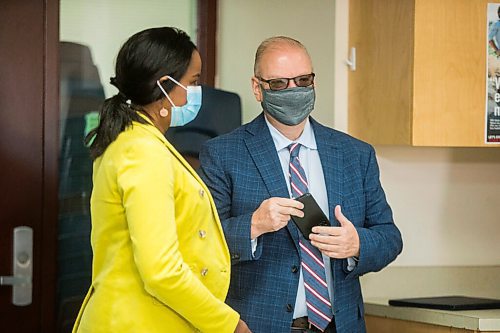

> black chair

[{"left": 165, "top": 85, "right": 242, "bottom": 169}]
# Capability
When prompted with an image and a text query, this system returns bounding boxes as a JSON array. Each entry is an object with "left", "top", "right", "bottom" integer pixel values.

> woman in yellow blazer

[{"left": 72, "top": 27, "right": 250, "bottom": 333}]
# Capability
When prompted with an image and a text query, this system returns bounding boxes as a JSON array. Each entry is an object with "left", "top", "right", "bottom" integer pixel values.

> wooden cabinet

[
  {"left": 349, "top": 0, "right": 500, "bottom": 147},
  {"left": 366, "top": 315, "right": 500, "bottom": 333}
]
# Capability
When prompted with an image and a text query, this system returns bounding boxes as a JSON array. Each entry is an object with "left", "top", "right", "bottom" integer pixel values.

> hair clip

[{"left": 125, "top": 99, "right": 131, "bottom": 106}]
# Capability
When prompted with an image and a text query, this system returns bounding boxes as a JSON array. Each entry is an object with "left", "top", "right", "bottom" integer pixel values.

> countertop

[{"left": 364, "top": 297, "right": 500, "bottom": 331}]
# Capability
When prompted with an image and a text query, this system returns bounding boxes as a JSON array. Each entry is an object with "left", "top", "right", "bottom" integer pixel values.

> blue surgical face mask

[{"left": 156, "top": 76, "right": 202, "bottom": 127}]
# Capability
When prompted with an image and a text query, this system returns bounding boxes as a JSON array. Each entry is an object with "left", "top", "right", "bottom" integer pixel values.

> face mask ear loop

[
  {"left": 166, "top": 75, "right": 188, "bottom": 90},
  {"left": 157, "top": 80, "right": 176, "bottom": 107}
]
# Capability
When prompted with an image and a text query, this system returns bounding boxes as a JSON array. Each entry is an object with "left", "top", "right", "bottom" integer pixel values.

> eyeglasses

[{"left": 258, "top": 73, "right": 315, "bottom": 91}]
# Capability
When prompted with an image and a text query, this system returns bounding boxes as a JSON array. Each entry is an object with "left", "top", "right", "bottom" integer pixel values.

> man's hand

[
  {"left": 234, "top": 319, "right": 252, "bottom": 333},
  {"left": 309, "top": 205, "right": 360, "bottom": 259},
  {"left": 251, "top": 197, "right": 304, "bottom": 239}
]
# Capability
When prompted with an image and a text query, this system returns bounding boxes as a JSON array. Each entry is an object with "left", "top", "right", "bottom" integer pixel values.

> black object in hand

[{"left": 291, "top": 193, "right": 330, "bottom": 240}]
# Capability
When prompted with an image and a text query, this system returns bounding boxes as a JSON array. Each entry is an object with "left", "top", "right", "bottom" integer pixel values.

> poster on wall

[{"left": 486, "top": 3, "right": 500, "bottom": 143}]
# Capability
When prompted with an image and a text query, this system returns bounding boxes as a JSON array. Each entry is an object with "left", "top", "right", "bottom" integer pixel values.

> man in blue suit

[{"left": 199, "top": 36, "right": 402, "bottom": 333}]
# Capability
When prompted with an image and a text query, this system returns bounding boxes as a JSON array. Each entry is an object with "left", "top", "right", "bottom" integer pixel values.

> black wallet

[{"left": 291, "top": 193, "right": 330, "bottom": 240}]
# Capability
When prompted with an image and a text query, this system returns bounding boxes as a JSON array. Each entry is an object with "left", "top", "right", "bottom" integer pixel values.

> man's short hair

[{"left": 253, "top": 36, "right": 310, "bottom": 76}]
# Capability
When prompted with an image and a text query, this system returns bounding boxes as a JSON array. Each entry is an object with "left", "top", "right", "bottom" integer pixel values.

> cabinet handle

[{"left": 345, "top": 47, "right": 356, "bottom": 71}]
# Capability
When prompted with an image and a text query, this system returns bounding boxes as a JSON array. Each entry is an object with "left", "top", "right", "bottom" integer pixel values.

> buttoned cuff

[
  {"left": 251, "top": 238, "right": 258, "bottom": 258},
  {"left": 346, "top": 257, "right": 358, "bottom": 271}
]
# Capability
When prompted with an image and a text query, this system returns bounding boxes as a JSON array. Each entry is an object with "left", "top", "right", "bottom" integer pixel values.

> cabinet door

[
  {"left": 349, "top": 0, "right": 500, "bottom": 147},
  {"left": 412, "top": 0, "right": 497, "bottom": 146},
  {"left": 348, "top": 0, "right": 415, "bottom": 145}
]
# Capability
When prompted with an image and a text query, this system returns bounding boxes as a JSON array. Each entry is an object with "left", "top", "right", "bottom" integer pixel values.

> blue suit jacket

[{"left": 199, "top": 114, "right": 403, "bottom": 333}]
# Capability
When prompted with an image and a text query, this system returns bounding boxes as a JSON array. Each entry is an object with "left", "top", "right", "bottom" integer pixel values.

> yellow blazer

[{"left": 73, "top": 114, "right": 239, "bottom": 333}]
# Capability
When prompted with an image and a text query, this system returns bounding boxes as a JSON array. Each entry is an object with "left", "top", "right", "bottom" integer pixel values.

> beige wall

[
  {"left": 377, "top": 146, "right": 500, "bottom": 266},
  {"left": 218, "top": 0, "right": 500, "bottom": 266},
  {"left": 60, "top": 0, "right": 197, "bottom": 98},
  {"left": 217, "top": 0, "right": 335, "bottom": 125}
]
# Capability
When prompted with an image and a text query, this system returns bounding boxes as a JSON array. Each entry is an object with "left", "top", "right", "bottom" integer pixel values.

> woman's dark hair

[{"left": 85, "top": 27, "right": 196, "bottom": 159}]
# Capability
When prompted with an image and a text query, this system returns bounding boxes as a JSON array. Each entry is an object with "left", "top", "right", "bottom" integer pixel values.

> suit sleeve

[
  {"left": 344, "top": 146, "right": 403, "bottom": 279},
  {"left": 118, "top": 140, "right": 239, "bottom": 332},
  {"left": 199, "top": 141, "right": 263, "bottom": 264}
]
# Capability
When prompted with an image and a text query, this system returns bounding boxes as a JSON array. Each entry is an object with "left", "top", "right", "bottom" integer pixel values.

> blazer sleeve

[
  {"left": 199, "top": 141, "right": 263, "bottom": 264},
  {"left": 344, "top": 146, "right": 403, "bottom": 279},
  {"left": 117, "top": 139, "right": 239, "bottom": 332}
]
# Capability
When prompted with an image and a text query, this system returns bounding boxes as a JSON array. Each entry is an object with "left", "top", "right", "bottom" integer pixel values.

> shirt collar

[{"left": 264, "top": 115, "right": 317, "bottom": 152}]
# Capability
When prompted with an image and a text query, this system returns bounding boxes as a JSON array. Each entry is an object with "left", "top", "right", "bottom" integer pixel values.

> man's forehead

[
  {"left": 260, "top": 46, "right": 312, "bottom": 76},
  {"left": 263, "top": 43, "right": 309, "bottom": 59}
]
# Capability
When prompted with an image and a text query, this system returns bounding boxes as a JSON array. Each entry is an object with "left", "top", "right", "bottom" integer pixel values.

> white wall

[
  {"left": 377, "top": 147, "right": 500, "bottom": 266},
  {"left": 218, "top": 0, "right": 500, "bottom": 266}
]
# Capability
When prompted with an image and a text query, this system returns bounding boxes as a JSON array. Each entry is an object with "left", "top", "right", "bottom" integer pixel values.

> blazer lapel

[
  {"left": 311, "top": 118, "right": 343, "bottom": 226},
  {"left": 244, "top": 114, "right": 300, "bottom": 248},
  {"left": 135, "top": 116, "right": 228, "bottom": 239}
]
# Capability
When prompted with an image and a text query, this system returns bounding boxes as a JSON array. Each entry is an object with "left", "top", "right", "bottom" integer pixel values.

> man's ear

[{"left": 251, "top": 76, "right": 263, "bottom": 102}]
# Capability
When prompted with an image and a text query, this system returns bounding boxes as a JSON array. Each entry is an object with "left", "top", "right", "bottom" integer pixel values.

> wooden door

[{"left": 0, "top": 1, "right": 58, "bottom": 332}]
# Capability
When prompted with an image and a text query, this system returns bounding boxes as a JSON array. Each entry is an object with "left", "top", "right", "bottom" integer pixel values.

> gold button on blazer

[{"left": 73, "top": 115, "right": 239, "bottom": 333}]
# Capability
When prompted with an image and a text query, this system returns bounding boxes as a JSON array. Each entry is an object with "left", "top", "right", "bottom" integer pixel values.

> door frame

[
  {"left": 197, "top": 0, "right": 218, "bottom": 86},
  {"left": 41, "top": 0, "right": 59, "bottom": 331}
]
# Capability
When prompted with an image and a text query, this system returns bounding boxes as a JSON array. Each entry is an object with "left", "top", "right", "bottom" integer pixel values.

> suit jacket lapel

[
  {"left": 311, "top": 118, "right": 343, "bottom": 226},
  {"left": 244, "top": 114, "right": 300, "bottom": 248},
  {"left": 244, "top": 114, "right": 289, "bottom": 198}
]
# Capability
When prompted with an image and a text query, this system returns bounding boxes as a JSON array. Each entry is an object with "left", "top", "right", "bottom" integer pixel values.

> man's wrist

[{"left": 250, "top": 213, "right": 261, "bottom": 239}]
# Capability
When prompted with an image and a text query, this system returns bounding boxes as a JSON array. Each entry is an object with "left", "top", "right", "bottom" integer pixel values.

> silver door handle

[
  {"left": 0, "top": 276, "right": 30, "bottom": 285},
  {"left": 0, "top": 226, "right": 33, "bottom": 306}
]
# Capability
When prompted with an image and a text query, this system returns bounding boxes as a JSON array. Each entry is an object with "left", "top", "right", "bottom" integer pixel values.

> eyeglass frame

[{"left": 257, "top": 73, "right": 316, "bottom": 91}]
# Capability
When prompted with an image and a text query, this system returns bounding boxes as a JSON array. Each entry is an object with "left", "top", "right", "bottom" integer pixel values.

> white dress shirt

[
  {"left": 271, "top": 117, "right": 335, "bottom": 319},
  {"left": 250, "top": 116, "right": 356, "bottom": 318}
]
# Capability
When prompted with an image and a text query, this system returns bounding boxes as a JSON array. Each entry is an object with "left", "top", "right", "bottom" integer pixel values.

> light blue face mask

[{"left": 156, "top": 76, "right": 202, "bottom": 127}]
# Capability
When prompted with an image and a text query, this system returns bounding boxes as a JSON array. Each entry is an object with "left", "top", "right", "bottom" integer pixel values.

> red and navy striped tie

[{"left": 288, "top": 142, "right": 333, "bottom": 331}]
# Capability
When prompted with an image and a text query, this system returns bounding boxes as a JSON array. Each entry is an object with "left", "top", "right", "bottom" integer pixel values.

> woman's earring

[{"left": 159, "top": 108, "right": 169, "bottom": 117}]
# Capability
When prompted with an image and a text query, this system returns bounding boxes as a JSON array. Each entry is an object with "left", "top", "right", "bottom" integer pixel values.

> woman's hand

[{"left": 234, "top": 319, "right": 252, "bottom": 333}]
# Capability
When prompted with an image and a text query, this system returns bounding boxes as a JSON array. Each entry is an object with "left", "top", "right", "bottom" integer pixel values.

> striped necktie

[{"left": 288, "top": 142, "right": 333, "bottom": 331}]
